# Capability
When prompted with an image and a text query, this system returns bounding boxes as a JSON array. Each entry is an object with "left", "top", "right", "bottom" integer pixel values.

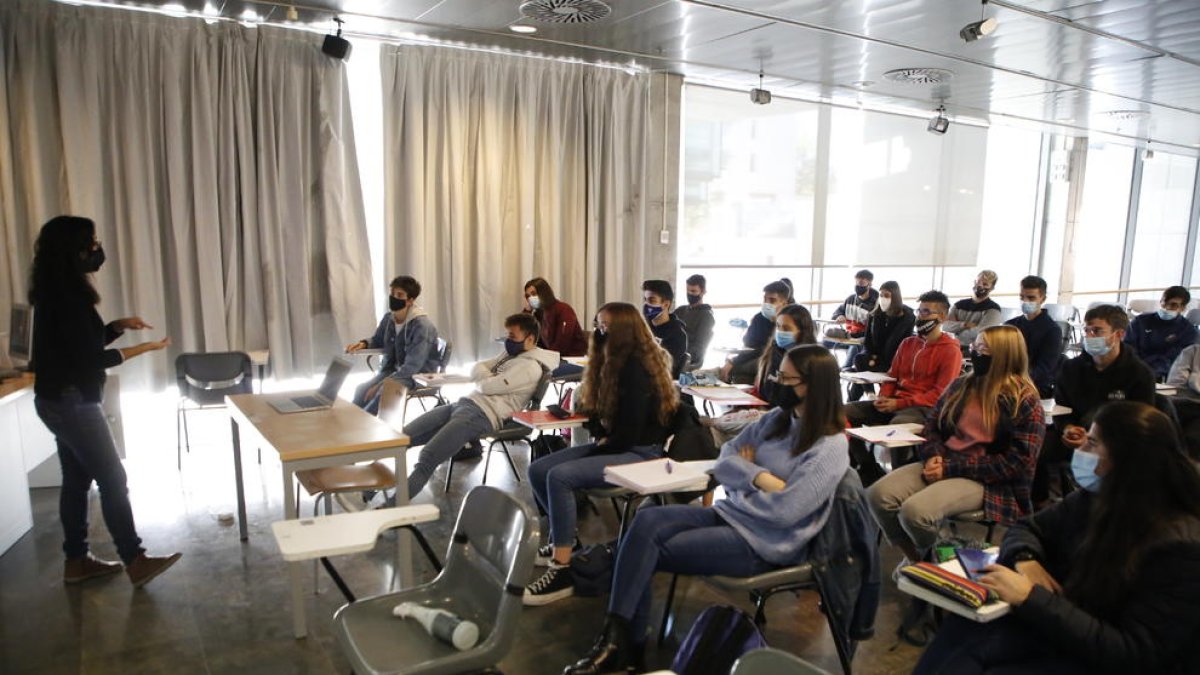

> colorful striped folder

[{"left": 898, "top": 562, "right": 994, "bottom": 609}]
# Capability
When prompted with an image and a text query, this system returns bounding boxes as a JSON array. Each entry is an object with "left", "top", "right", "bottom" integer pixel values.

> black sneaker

[
  {"left": 523, "top": 563, "right": 574, "bottom": 606},
  {"left": 535, "top": 539, "right": 581, "bottom": 566}
]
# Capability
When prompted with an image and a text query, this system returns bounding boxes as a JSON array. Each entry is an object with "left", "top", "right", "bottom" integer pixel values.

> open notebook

[{"left": 603, "top": 459, "right": 715, "bottom": 494}]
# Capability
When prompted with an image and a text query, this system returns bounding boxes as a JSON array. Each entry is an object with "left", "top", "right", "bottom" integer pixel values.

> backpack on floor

[
  {"left": 670, "top": 605, "right": 768, "bottom": 675},
  {"left": 569, "top": 541, "right": 615, "bottom": 597},
  {"left": 530, "top": 434, "right": 568, "bottom": 462}
]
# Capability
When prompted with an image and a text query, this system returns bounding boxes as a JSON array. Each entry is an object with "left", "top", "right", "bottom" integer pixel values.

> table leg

[
  {"left": 231, "top": 418, "right": 248, "bottom": 541},
  {"left": 282, "top": 466, "right": 308, "bottom": 638},
  {"left": 393, "top": 450, "right": 413, "bottom": 588}
]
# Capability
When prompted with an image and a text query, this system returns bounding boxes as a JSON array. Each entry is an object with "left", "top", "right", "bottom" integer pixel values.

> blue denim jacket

[{"left": 808, "top": 468, "right": 881, "bottom": 648}]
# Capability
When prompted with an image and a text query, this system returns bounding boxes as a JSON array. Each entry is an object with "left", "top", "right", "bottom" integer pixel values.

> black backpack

[
  {"left": 670, "top": 605, "right": 768, "bottom": 675},
  {"left": 666, "top": 401, "right": 718, "bottom": 463}
]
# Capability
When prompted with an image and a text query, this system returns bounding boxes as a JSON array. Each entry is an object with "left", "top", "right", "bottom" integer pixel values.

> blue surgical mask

[
  {"left": 504, "top": 338, "right": 525, "bottom": 357},
  {"left": 643, "top": 303, "right": 664, "bottom": 322},
  {"left": 1158, "top": 308, "right": 1179, "bottom": 321},
  {"left": 1083, "top": 336, "right": 1111, "bottom": 358},
  {"left": 1071, "top": 449, "right": 1102, "bottom": 493},
  {"left": 774, "top": 331, "right": 796, "bottom": 349},
  {"left": 1021, "top": 301, "right": 1039, "bottom": 315},
  {"left": 761, "top": 303, "right": 778, "bottom": 320},
  {"left": 528, "top": 296, "right": 541, "bottom": 310}
]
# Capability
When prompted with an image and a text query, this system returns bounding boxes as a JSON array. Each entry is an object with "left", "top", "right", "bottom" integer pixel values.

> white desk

[
  {"left": 681, "top": 385, "right": 767, "bottom": 416},
  {"left": 272, "top": 505, "right": 439, "bottom": 562},
  {"left": 563, "top": 356, "right": 589, "bottom": 367},
  {"left": 413, "top": 372, "right": 473, "bottom": 388},
  {"left": 226, "top": 393, "right": 411, "bottom": 638},
  {"left": 897, "top": 550, "right": 1010, "bottom": 623},
  {"left": 847, "top": 423, "right": 925, "bottom": 449},
  {"left": 1041, "top": 400, "right": 1071, "bottom": 417},
  {"left": 840, "top": 371, "right": 896, "bottom": 385}
]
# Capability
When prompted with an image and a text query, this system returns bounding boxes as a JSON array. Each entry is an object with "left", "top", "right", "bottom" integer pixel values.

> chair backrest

[
  {"left": 732, "top": 648, "right": 832, "bottom": 675},
  {"left": 526, "top": 366, "right": 553, "bottom": 411},
  {"left": 175, "top": 351, "right": 252, "bottom": 405},
  {"left": 1042, "top": 303, "right": 1077, "bottom": 323},
  {"left": 437, "top": 486, "right": 538, "bottom": 653},
  {"left": 997, "top": 307, "right": 1021, "bottom": 322},
  {"left": 1186, "top": 308, "right": 1200, "bottom": 327},
  {"left": 1128, "top": 298, "right": 1159, "bottom": 315},
  {"left": 435, "top": 338, "right": 453, "bottom": 373}
]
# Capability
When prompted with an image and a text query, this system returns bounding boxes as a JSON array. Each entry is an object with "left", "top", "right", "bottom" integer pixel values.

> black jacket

[
  {"left": 860, "top": 306, "right": 916, "bottom": 372},
  {"left": 32, "top": 294, "right": 124, "bottom": 402},
  {"left": 589, "top": 358, "right": 670, "bottom": 454},
  {"left": 1000, "top": 491, "right": 1200, "bottom": 674},
  {"left": 734, "top": 313, "right": 775, "bottom": 369},
  {"left": 674, "top": 303, "right": 714, "bottom": 369},
  {"left": 1006, "top": 311, "right": 1063, "bottom": 398},
  {"left": 1054, "top": 347, "right": 1155, "bottom": 428},
  {"left": 651, "top": 315, "right": 689, "bottom": 380}
]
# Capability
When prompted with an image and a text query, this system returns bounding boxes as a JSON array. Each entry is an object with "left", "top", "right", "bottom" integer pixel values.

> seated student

[
  {"left": 1123, "top": 285, "right": 1198, "bottom": 381},
  {"left": 560, "top": 345, "right": 849, "bottom": 674},
  {"left": 399, "top": 314, "right": 558, "bottom": 499},
  {"left": 720, "top": 278, "right": 794, "bottom": 384},
  {"left": 867, "top": 325, "right": 1044, "bottom": 570},
  {"left": 524, "top": 302, "right": 679, "bottom": 606},
  {"left": 642, "top": 279, "right": 688, "bottom": 380},
  {"left": 942, "top": 270, "right": 1002, "bottom": 348},
  {"left": 346, "top": 275, "right": 440, "bottom": 415},
  {"left": 1005, "top": 275, "right": 1063, "bottom": 399},
  {"left": 706, "top": 304, "right": 817, "bottom": 443},
  {"left": 523, "top": 277, "right": 588, "bottom": 379},
  {"left": 524, "top": 277, "right": 587, "bottom": 357},
  {"left": 1166, "top": 344, "right": 1200, "bottom": 459},
  {"left": 845, "top": 290, "right": 963, "bottom": 486},
  {"left": 848, "top": 280, "right": 915, "bottom": 401},
  {"left": 673, "top": 274, "right": 715, "bottom": 370},
  {"left": 915, "top": 402, "right": 1200, "bottom": 675},
  {"left": 1034, "top": 304, "right": 1155, "bottom": 505},
  {"left": 825, "top": 268, "right": 878, "bottom": 340}
]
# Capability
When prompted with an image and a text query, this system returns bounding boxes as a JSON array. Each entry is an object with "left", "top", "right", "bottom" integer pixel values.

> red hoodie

[{"left": 879, "top": 333, "right": 963, "bottom": 410}]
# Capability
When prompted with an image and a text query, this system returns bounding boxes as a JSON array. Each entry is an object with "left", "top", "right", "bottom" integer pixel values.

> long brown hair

[
  {"left": 576, "top": 302, "right": 678, "bottom": 426},
  {"left": 756, "top": 304, "right": 816, "bottom": 389},
  {"left": 878, "top": 280, "right": 904, "bottom": 317},
  {"left": 524, "top": 277, "right": 559, "bottom": 312},
  {"left": 937, "top": 325, "right": 1036, "bottom": 433},
  {"left": 764, "top": 345, "right": 845, "bottom": 455}
]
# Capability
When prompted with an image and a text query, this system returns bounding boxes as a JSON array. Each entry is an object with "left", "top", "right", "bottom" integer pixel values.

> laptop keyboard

[{"left": 291, "top": 395, "right": 326, "bottom": 408}]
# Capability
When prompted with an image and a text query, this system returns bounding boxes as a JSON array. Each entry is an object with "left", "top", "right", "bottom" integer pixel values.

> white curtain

[
  {"left": 0, "top": 0, "right": 373, "bottom": 386},
  {"left": 381, "top": 45, "right": 654, "bottom": 363}
]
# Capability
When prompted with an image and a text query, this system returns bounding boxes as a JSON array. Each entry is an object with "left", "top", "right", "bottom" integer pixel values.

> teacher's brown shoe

[
  {"left": 64, "top": 554, "right": 123, "bottom": 584},
  {"left": 125, "top": 552, "right": 182, "bottom": 588}
]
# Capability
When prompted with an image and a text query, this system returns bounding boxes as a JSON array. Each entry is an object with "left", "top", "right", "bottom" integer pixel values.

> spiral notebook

[{"left": 603, "top": 459, "right": 714, "bottom": 494}]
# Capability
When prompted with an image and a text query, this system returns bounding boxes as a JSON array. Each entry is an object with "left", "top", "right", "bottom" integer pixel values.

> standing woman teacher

[{"left": 29, "top": 215, "right": 181, "bottom": 587}]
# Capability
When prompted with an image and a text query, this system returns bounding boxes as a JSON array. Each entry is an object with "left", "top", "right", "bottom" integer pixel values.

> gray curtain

[
  {"left": 0, "top": 0, "right": 373, "bottom": 387},
  {"left": 380, "top": 45, "right": 656, "bottom": 363}
]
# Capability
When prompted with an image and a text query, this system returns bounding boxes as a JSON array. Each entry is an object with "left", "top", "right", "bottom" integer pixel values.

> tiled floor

[{"left": 0, "top": 383, "right": 932, "bottom": 674}]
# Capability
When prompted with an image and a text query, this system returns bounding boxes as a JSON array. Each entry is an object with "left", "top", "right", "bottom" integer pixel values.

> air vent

[
  {"left": 882, "top": 68, "right": 956, "bottom": 85},
  {"left": 1105, "top": 110, "right": 1149, "bottom": 122},
  {"left": 519, "top": 0, "right": 612, "bottom": 24}
]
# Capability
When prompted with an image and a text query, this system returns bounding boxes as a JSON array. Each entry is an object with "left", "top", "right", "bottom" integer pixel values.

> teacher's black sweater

[{"left": 32, "top": 294, "right": 124, "bottom": 402}]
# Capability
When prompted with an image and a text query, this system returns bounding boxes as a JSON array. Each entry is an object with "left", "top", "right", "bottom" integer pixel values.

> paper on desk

[
  {"left": 843, "top": 371, "right": 896, "bottom": 384},
  {"left": 604, "top": 458, "right": 711, "bottom": 494},
  {"left": 849, "top": 425, "right": 925, "bottom": 444},
  {"left": 683, "top": 386, "right": 761, "bottom": 400}
]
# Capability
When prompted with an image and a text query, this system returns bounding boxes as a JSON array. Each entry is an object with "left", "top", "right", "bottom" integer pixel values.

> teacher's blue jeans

[
  {"left": 607, "top": 505, "right": 776, "bottom": 640},
  {"left": 35, "top": 390, "right": 145, "bottom": 564},
  {"left": 527, "top": 442, "right": 662, "bottom": 547}
]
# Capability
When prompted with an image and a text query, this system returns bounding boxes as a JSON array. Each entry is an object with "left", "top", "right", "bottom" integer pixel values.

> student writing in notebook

[
  {"left": 915, "top": 401, "right": 1200, "bottom": 675},
  {"left": 561, "top": 345, "right": 848, "bottom": 674}
]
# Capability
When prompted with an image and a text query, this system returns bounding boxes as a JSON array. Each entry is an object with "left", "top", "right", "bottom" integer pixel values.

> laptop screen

[{"left": 317, "top": 358, "right": 353, "bottom": 401}]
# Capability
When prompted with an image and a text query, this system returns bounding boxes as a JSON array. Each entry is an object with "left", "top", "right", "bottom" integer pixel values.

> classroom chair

[
  {"left": 333, "top": 486, "right": 538, "bottom": 675},
  {"left": 403, "top": 338, "right": 453, "bottom": 419},
  {"left": 175, "top": 351, "right": 252, "bottom": 469},
  {"left": 733, "top": 648, "right": 833, "bottom": 675},
  {"left": 946, "top": 510, "right": 997, "bottom": 544}
]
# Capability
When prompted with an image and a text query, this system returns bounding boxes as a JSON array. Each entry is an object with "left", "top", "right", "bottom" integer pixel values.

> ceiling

[{"left": 58, "top": 0, "right": 1200, "bottom": 153}]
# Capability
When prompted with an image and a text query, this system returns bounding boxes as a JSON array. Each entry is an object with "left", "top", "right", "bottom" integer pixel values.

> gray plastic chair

[
  {"left": 175, "top": 351, "right": 252, "bottom": 469},
  {"left": 332, "top": 485, "right": 539, "bottom": 675},
  {"left": 733, "top": 648, "right": 833, "bottom": 675}
]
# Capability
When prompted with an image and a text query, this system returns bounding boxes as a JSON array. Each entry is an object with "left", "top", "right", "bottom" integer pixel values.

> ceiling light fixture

[
  {"left": 928, "top": 105, "right": 950, "bottom": 135},
  {"left": 750, "top": 69, "right": 771, "bottom": 105},
  {"left": 960, "top": 1, "right": 998, "bottom": 42},
  {"left": 509, "top": 25, "right": 538, "bottom": 34}
]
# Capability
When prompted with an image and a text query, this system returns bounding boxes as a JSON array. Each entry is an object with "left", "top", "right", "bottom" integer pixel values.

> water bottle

[{"left": 392, "top": 602, "right": 480, "bottom": 651}]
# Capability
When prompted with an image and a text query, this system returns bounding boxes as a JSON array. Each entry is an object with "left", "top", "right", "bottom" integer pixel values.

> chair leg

[
  {"left": 752, "top": 590, "right": 768, "bottom": 627},
  {"left": 501, "top": 441, "right": 521, "bottom": 483},
  {"left": 444, "top": 457, "right": 456, "bottom": 493},
  {"left": 617, "top": 496, "right": 637, "bottom": 542},
  {"left": 658, "top": 573, "right": 680, "bottom": 646},
  {"left": 482, "top": 440, "right": 497, "bottom": 486},
  {"left": 176, "top": 404, "right": 183, "bottom": 470}
]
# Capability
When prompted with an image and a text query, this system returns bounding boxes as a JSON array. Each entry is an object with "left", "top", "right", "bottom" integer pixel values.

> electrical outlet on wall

[{"left": 659, "top": 230, "right": 670, "bottom": 244}]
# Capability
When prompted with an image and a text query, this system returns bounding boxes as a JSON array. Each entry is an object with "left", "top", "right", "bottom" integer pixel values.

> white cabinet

[{"left": 0, "top": 394, "right": 34, "bottom": 556}]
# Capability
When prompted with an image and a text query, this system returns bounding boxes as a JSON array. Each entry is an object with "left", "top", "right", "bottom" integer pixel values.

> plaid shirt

[{"left": 918, "top": 379, "right": 1045, "bottom": 525}]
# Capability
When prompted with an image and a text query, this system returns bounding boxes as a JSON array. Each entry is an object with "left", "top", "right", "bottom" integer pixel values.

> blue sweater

[
  {"left": 1124, "top": 312, "right": 1198, "bottom": 380},
  {"left": 712, "top": 408, "right": 850, "bottom": 565}
]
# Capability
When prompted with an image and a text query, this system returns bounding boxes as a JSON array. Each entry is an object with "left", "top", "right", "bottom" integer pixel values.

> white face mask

[{"left": 878, "top": 297, "right": 892, "bottom": 312}]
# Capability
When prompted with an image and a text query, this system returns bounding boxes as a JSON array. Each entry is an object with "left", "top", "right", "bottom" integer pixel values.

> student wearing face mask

[
  {"left": 396, "top": 314, "right": 559, "bottom": 499},
  {"left": 673, "top": 274, "right": 715, "bottom": 370},
  {"left": 915, "top": 401, "right": 1200, "bottom": 675},
  {"left": 1122, "top": 286, "right": 1197, "bottom": 381},
  {"left": 826, "top": 269, "right": 878, "bottom": 341},
  {"left": 347, "top": 275, "right": 441, "bottom": 414},
  {"left": 641, "top": 280, "right": 689, "bottom": 380},
  {"left": 523, "top": 277, "right": 588, "bottom": 357},
  {"left": 849, "top": 281, "right": 916, "bottom": 401},
  {"left": 1165, "top": 343, "right": 1200, "bottom": 460},
  {"left": 721, "top": 278, "right": 794, "bottom": 384},
  {"left": 867, "top": 325, "right": 1044, "bottom": 571},
  {"left": 845, "top": 291, "right": 963, "bottom": 486},
  {"left": 560, "top": 345, "right": 850, "bottom": 674},
  {"left": 942, "top": 270, "right": 1003, "bottom": 348},
  {"left": 1004, "top": 275, "right": 1062, "bottom": 399},
  {"left": 1036, "top": 304, "right": 1155, "bottom": 506},
  {"left": 705, "top": 304, "right": 818, "bottom": 443}
]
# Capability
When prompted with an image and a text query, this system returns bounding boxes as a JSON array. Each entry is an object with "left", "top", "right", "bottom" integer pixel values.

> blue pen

[
  {"left": 886, "top": 430, "right": 896, "bottom": 437},
  {"left": 665, "top": 460, "right": 673, "bottom": 474}
]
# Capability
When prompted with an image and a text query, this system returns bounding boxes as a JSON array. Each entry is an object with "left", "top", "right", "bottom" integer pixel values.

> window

[
  {"left": 1072, "top": 144, "right": 1135, "bottom": 302},
  {"left": 1129, "top": 153, "right": 1197, "bottom": 294}
]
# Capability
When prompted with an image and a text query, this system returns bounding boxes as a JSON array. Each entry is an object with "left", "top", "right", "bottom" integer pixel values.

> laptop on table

[{"left": 269, "top": 357, "right": 353, "bottom": 414}]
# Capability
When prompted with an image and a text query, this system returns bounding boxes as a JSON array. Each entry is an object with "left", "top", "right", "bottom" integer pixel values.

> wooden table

[{"left": 225, "top": 393, "right": 411, "bottom": 638}]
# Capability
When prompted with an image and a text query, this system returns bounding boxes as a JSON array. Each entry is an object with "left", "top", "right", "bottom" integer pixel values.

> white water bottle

[{"left": 392, "top": 602, "right": 480, "bottom": 651}]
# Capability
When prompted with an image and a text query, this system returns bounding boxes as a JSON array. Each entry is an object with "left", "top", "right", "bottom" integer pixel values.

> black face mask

[
  {"left": 389, "top": 296, "right": 408, "bottom": 312},
  {"left": 974, "top": 285, "right": 989, "bottom": 299},
  {"left": 916, "top": 318, "right": 939, "bottom": 336},
  {"left": 592, "top": 329, "right": 607, "bottom": 347},
  {"left": 686, "top": 293, "right": 702, "bottom": 306},
  {"left": 772, "top": 385, "right": 802, "bottom": 410},
  {"left": 971, "top": 353, "right": 993, "bottom": 378},
  {"left": 854, "top": 284, "right": 869, "bottom": 296},
  {"left": 84, "top": 246, "right": 106, "bottom": 273}
]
